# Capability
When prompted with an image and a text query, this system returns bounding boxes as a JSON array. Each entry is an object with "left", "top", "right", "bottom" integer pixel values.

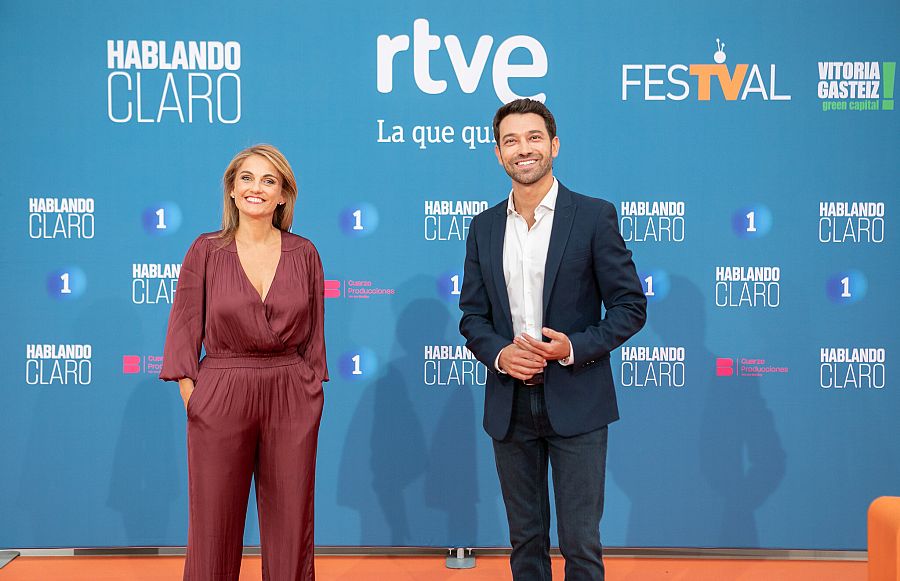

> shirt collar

[{"left": 506, "top": 178, "right": 559, "bottom": 216}]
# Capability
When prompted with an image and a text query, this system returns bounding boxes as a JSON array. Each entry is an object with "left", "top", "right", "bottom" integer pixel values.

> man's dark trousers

[{"left": 494, "top": 383, "right": 608, "bottom": 581}]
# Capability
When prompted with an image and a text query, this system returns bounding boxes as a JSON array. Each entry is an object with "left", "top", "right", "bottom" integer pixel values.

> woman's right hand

[{"left": 178, "top": 378, "right": 196, "bottom": 411}]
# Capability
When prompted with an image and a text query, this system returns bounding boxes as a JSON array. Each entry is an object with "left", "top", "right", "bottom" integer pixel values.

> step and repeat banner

[{"left": 1, "top": 0, "right": 897, "bottom": 551}]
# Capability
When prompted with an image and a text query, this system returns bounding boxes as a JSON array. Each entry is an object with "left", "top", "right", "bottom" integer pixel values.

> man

[{"left": 459, "top": 98, "right": 646, "bottom": 580}]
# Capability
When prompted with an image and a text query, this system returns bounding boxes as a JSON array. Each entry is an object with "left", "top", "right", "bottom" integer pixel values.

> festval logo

[
  {"left": 622, "top": 38, "right": 791, "bottom": 102},
  {"left": 818, "top": 60, "right": 895, "bottom": 112},
  {"left": 142, "top": 203, "right": 182, "bottom": 236}
]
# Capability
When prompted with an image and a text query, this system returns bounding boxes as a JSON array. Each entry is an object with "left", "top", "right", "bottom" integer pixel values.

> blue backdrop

[{"left": 1, "top": 0, "right": 898, "bottom": 551}]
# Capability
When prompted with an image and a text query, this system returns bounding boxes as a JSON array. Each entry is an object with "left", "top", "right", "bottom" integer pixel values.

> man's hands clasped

[{"left": 498, "top": 327, "right": 572, "bottom": 381}]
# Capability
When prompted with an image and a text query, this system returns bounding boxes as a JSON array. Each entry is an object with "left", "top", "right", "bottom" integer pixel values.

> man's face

[{"left": 494, "top": 112, "right": 560, "bottom": 186}]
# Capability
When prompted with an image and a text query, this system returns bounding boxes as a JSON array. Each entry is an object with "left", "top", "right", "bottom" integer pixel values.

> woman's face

[{"left": 231, "top": 154, "right": 285, "bottom": 222}]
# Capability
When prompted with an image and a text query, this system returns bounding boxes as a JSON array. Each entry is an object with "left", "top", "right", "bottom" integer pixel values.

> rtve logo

[
  {"left": 622, "top": 38, "right": 791, "bottom": 102},
  {"left": 377, "top": 18, "right": 548, "bottom": 102}
]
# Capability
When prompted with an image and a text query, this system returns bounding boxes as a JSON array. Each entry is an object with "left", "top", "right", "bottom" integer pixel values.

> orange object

[
  {"left": 869, "top": 496, "right": 900, "bottom": 581},
  {"left": 1, "top": 555, "right": 867, "bottom": 581}
]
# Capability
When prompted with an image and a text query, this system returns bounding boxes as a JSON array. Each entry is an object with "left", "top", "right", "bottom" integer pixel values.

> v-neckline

[{"left": 234, "top": 230, "right": 283, "bottom": 305}]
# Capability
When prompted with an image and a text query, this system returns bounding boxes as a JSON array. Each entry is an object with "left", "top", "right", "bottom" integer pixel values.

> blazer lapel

[
  {"left": 490, "top": 206, "right": 514, "bottom": 334},
  {"left": 542, "top": 185, "right": 576, "bottom": 317}
]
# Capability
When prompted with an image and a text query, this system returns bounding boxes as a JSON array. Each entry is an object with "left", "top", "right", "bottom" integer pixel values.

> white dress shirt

[{"left": 496, "top": 179, "right": 573, "bottom": 372}]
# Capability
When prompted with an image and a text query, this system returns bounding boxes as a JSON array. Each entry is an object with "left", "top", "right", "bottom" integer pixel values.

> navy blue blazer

[{"left": 459, "top": 183, "right": 647, "bottom": 439}]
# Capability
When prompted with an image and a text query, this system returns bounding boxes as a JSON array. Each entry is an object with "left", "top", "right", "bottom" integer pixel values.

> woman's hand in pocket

[{"left": 179, "top": 378, "right": 196, "bottom": 411}]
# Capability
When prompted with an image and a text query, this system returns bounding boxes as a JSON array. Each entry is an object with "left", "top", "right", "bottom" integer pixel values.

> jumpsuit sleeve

[
  {"left": 159, "top": 235, "right": 208, "bottom": 383},
  {"left": 301, "top": 243, "right": 329, "bottom": 383}
]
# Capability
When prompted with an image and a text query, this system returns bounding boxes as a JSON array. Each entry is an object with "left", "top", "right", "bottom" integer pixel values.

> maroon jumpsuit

[{"left": 160, "top": 230, "right": 328, "bottom": 581}]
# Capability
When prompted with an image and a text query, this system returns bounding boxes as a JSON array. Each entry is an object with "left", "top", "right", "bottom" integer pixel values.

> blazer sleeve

[
  {"left": 301, "top": 243, "right": 329, "bottom": 382},
  {"left": 159, "top": 235, "right": 209, "bottom": 383},
  {"left": 568, "top": 202, "right": 647, "bottom": 365},
  {"left": 459, "top": 214, "right": 510, "bottom": 370}
]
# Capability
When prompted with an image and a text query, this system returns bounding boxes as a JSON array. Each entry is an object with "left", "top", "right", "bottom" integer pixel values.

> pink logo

[
  {"left": 324, "top": 279, "right": 342, "bottom": 299},
  {"left": 122, "top": 355, "right": 141, "bottom": 374},
  {"left": 716, "top": 358, "right": 734, "bottom": 376}
]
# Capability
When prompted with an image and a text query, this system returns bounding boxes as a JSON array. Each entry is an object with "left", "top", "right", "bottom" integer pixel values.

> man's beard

[{"left": 503, "top": 155, "right": 553, "bottom": 185}]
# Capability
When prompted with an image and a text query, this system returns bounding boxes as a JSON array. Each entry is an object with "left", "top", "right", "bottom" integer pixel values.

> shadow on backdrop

[
  {"left": 107, "top": 375, "right": 181, "bottom": 545},
  {"left": 336, "top": 277, "right": 479, "bottom": 545},
  {"left": 610, "top": 275, "right": 785, "bottom": 547},
  {"left": 18, "top": 298, "right": 182, "bottom": 546}
]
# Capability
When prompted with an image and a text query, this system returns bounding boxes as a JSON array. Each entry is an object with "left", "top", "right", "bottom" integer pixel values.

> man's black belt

[{"left": 520, "top": 373, "right": 544, "bottom": 386}]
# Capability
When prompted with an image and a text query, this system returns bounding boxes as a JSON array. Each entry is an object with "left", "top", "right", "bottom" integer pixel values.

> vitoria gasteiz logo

[
  {"left": 622, "top": 38, "right": 791, "bottom": 102},
  {"left": 818, "top": 60, "right": 895, "bottom": 111}
]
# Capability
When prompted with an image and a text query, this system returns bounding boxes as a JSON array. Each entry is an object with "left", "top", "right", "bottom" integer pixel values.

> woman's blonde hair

[{"left": 216, "top": 144, "right": 298, "bottom": 242}]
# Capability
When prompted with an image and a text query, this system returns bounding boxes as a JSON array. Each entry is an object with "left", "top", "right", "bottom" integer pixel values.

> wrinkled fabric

[{"left": 161, "top": 230, "right": 328, "bottom": 581}]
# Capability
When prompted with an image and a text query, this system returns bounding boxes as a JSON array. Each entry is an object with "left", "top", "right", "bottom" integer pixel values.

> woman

[{"left": 160, "top": 144, "right": 328, "bottom": 581}]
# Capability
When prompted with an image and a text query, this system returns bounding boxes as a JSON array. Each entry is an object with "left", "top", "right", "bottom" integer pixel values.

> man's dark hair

[{"left": 493, "top": 98, "right": 557, "bottom": 143}]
